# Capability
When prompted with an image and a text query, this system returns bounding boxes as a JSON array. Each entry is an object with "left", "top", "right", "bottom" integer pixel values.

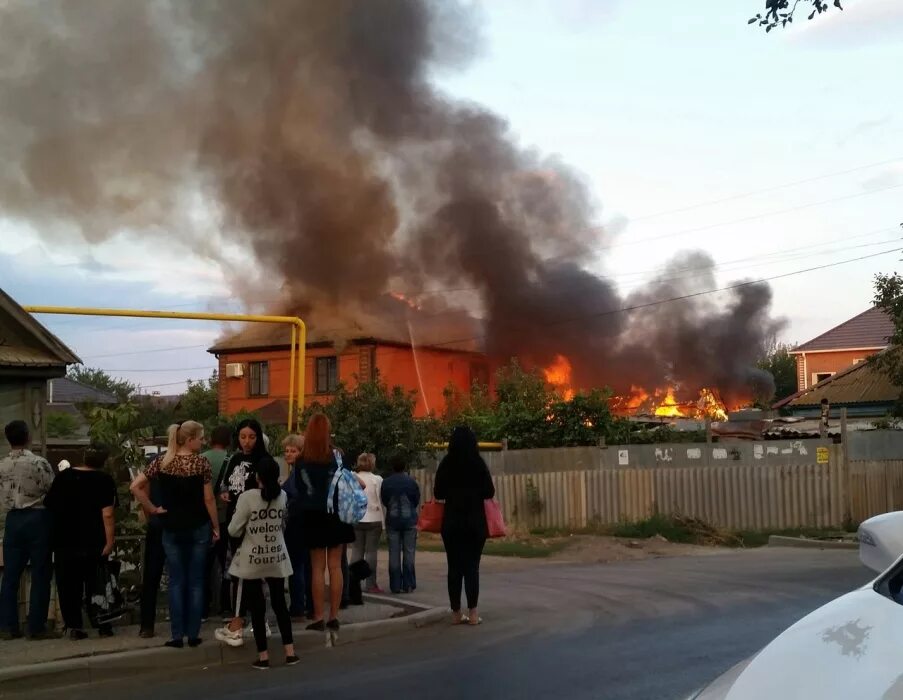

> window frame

[
  {"left": 812, "top": 372, "right": 834, "bottom": 385},
  {"left": 248, "top": 361, "right": 270, "bottom": 397},
  {"left": 316, "top": 356, "right": 339, "bottom": 394}
]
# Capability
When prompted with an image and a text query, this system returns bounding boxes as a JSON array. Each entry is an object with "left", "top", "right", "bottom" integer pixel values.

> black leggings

[
  {"left": 242, "top": 578, "right": 293, "bottom": 653},
  {"left": 441, "top": 532, "right": 486, "bottom": 612}
]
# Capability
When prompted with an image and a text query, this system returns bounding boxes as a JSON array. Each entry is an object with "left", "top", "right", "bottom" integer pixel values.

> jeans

[
  {"left": 243, "top": 578, "right": 293, "bottom": 653},
  {"left": 161, "top": 523, "right": 210, "bottom": 641},
  {"left": 441, "top": 531, "right": 485, "bottom": 611},
  {"left": 0, "top": 509, "right": 53, "bottom": 636},
  {"left": 386, "top": 527, "right": 417, "bottom": 594},
  {"left": 139, "top": 526, "right": 166, "bottom": 630},
  {"left": 55, "top": 553, "right": 111, "bottom": 633},
  {"left": 286, "top": 535, "right": 312, "bottom": 617},
  {"left": 351, "top": 522, "right": 382, "bottom": 589}
]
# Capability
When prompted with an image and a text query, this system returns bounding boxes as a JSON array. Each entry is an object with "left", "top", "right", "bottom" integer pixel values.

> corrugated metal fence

[{"left": 414, "top": 446, "right": 902, "bottom": 530}]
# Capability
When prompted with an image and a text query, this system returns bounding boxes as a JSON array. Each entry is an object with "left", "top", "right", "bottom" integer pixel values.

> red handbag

[
  {"left": 484, "top": 499, "right": 507, "bottom": 538},
  {"left": 417, "top": 500, "right": 445, "bottom": 533}
]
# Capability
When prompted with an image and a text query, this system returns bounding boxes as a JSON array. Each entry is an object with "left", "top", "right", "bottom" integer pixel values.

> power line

[{"left": 627, "top": 155, "right": 903, "bottom": 222}]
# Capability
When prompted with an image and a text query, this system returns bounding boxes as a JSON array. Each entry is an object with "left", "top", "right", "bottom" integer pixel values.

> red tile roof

[{"left": 792, "top": 307, "right": 893, "bottom": 353}]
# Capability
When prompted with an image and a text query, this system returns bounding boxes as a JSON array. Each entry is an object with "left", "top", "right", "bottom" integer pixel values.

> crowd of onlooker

[{"left": 0, "top": 415, "right": 497, "bottom": 668}]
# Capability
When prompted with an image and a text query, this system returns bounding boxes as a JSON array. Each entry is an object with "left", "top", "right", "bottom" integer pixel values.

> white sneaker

[
  {"left": 243, "top": 622, "right": 272, "bottom": 638},
  {"left": 214, "top": 625, "right": 244, "bottom": 647}
]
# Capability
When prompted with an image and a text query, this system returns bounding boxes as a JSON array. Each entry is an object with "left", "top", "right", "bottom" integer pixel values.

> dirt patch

[{"left": 549, "top": 534, "right": 729, "bottom": 564}]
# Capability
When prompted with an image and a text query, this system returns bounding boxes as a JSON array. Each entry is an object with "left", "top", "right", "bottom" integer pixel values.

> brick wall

[{"left": 792, "top": 349, "right": 879, "bottom": 391}]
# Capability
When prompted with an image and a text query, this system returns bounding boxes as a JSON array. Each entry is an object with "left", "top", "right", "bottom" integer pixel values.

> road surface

[{"left": 28, "top": 548, "right": 869, "bottom": 700}]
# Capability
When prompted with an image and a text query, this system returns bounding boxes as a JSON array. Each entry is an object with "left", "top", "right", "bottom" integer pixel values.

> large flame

[
  {"left": 654, "top": 387, "right": 684, "bottom": 418},
  {"left": 543, "top": 354, "right": 575, "bottom": 401}
]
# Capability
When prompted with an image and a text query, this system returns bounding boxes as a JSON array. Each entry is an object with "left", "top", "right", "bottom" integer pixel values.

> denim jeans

[
  {"left": 351, "top": 522, "right": 382, "bottom": 589},
  {"left": 0, "top": 509, "right": 53, "bottom": 636},
  {"left": 386, "top": 527, "right": 417, "bottom": 594},
  {"left": 286, "top": 535, "right": 312, "bottom": 616},
  {"left": 161, "top": 523, "right": 210, "bottom": 641}
]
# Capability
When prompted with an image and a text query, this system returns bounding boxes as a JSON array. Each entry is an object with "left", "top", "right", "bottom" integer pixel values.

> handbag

[
  {"left": 417, "top": 500, "right": 445, "bottom": 533},
  {"left": 88, "top": 558, "right": 128, "bottom": 626},
  {"left": 484, "top": 499, "right": 507, "bottom": 539}
]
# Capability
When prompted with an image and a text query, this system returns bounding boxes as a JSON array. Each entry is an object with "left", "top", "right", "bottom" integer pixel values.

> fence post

[{"left": 840, "top": 407, "right": 852, "bottom": 526}]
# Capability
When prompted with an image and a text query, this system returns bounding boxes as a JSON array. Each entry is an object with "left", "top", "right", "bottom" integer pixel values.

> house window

[
  {"left": 316, "top": 356, "right": 338, "bottom": 394},
  {"left": 853, "top": 358, "right": 865, "bottom": 365},
  {"left": 249, "top": 361, "right": 269, "bottom": 397},
  {"left": 812, "top": 372, "right": 834, "bottom": 385}
]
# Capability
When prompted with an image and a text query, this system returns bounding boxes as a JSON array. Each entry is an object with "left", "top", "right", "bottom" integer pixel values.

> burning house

[{"left": 0, "top": 1, "right": 783, "bottom": 417}]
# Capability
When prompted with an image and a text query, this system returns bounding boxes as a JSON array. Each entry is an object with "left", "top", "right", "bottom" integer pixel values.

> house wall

[
  {"left": 793, "top": 350, "right": 877, "bottom": 391},
  {"left": 215, "top": 344, "right": 491, "bottom": 418},
  {"left": 0, "top": 379, "right": 49, "bottom": 459}
]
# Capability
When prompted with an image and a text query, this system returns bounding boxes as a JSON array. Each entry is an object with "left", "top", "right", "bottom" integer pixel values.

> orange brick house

[
  {"left": 790, "top": 307, "right": 893, "bottom": 392},
  {"left": 208, "top": 323, "right": 493, "bottom": 422}
]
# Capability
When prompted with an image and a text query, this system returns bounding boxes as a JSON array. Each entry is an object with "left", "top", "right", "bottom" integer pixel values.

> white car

[{"left": 686, "top": 512, "right": 903, "bottom": 699}]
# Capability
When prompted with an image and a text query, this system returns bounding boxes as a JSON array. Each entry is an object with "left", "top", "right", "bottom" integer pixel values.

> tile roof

[
  {"left": 49, "top": 377, "right": 118, "bottom": 405},
  {"left": 0, "top": 287, "right": 80, "bottom": 367},
  {"left": 774, "top": 357, "right": 899, "bottom": 408},
  {"left": 793, "top": 307, "right": 893, "bottom": 353}
]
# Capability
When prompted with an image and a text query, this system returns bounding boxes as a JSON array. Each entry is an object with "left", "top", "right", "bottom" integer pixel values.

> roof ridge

[{"left": 794, "top": 306, "right": 891, "bottom": 352}]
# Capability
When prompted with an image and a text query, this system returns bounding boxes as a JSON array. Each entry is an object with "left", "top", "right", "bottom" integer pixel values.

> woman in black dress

[{"left": 434, "top": 426, "right": 495, "bottom": 626}]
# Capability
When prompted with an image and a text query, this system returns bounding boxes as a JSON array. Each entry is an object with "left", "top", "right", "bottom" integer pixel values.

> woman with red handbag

[{"left": 434, "top": 426, "right": 496, "bottom": 626}]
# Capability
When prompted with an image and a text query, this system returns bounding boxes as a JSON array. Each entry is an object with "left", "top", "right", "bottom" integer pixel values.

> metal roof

[
  {"left": 793, "top": 307, "right": 893, "bottom": 353},
  {"left": 49, "top": 377, "right": 118, "bottom": 405},
  {"left": 778, "top": 358, "right": 899, "bottom": 408}
]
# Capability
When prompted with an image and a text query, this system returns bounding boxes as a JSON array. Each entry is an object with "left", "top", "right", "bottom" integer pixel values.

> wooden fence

[{"left": 414, "top": 447, "right": 903, "bottom": 531}]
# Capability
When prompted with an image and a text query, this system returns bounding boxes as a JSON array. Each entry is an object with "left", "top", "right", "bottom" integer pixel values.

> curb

[
  {"left": 0, "top": 604, "right": 447, "bottom": 694},
  {"left": 767, "top": 535, "right": 858, "bottom": 550}
]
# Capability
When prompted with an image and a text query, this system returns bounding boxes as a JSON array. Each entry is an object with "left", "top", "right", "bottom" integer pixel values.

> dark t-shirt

[
  {"left": 145, "top": 454, "right": 212, "bottom": 532},
  {"left": 44, "top": 468, "right": 118, "bottom": 556}
]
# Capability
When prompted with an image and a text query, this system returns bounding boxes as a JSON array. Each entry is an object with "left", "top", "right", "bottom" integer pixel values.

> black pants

[
  {"left": 441, "top": 531, "right": 486, "bottom": 612},
  {"left": 206, "top": 523, "right": 229, "bottom": 617},
  {"left": 243, "top": 578, "right": 293, "bottom": 654},
  {"left": 139, "top": 526, "right": 166, "bottom": 630},
  {"left": 56, "top": 553, "right": 111, "bottom": 633}
]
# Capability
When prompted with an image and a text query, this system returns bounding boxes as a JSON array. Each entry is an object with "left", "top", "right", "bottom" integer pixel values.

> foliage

[
  {"left": 444, "top": 359, "right": 629, "bottom": 449},
  {"left": 175, "top": 372, "right": 220, "bottom": 424},
  {"left": 67, "top": 366, "right": 137, "bottom": 403},
  {"left": 301, "top": 377, "right": 439, "bottom": 470},
  {"left": 756, "top": 340, "right": 798, "bottom": 404},
  {"left": 46, "top": 412, "right": 80, "bottom": 439},
  {"left": 873, "top": 271, "right": 903, "bottom": 416},
  {"left": 749, "top": 0, "right": 843, "bottom": 31}
]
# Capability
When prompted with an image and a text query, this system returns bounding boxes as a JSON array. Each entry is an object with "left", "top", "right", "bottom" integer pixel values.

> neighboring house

[
  {"left": 0, "top": 287, "right": 80, "bottom": 458},
  {"left": 790, "top": 307, "right": 893, "bottom": 392},
  {"left": 774, "top": 357, "right": 899, "bottom": 419},
  {"left": 208, "top": 322, "right": 492, "bottom": 420},
  {"left": 45, "top": 377, "right": 118, "bottom": 447}
]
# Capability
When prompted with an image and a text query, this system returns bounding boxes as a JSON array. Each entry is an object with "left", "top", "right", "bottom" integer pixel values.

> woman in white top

[{"left": 351, "top": 453, "right": 384, "bottom": 593}]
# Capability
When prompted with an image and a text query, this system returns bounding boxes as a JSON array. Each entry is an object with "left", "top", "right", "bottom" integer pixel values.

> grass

[{"left": 409, "top": 532, "right": 571, "bottom": 558}]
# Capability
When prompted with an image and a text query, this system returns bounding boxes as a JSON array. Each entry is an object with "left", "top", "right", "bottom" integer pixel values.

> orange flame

[
  {"left": 654, "top": 387, "right": 685, "bottom": 418},
  {"left": 543, "top": 355, "right": 575, "bottom": 401}
]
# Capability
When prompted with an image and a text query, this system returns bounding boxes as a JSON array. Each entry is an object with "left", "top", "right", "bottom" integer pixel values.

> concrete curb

[
  {"left": 767, "top": 535, "right": 858, "bottom": 550},
  {"left": 0, "top": 603, "right": 447, "bottom": 693}
]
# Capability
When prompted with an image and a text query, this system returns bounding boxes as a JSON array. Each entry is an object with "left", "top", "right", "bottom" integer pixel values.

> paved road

[{"left": 30, "top": 549, "right": 869, "bottom": 700}]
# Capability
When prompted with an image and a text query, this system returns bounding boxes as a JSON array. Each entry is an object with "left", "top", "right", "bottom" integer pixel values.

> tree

[
  {"left": 873, "top": 272, "right": 903, "bottom": 414},
  {"left": 757, "top": 340, "right": 798, "bottom": 404},
  {"left": 176, "top": 372, "right": 219, "bottom": 424},
  {"left": 750, "top": 0, "right": 843, "bottom": 32},
  {"left": 46, "top": 412, "right": 80, "bottom": 439},
  {"left": 301, "top": 377, "right": 440, "bottom": 470},
  {"left": 67, "top": 366, "right": 137, "bottom": 403}
]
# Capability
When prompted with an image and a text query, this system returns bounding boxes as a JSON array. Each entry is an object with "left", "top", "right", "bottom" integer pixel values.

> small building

[
  {"left": 0, "top": 288, "right": 80, "bottom": 457},
  {"left": 774, "top": 358, "right": 899, "bottom": 419},
  {"left": 790, "top": 307, "right": 893, "bottom": 392},
  {"left": 208, "top": 323, "right": 493, "bottom": 421},
  {"left": 45, "top": 377, "right": 118, "bottom": 459}
]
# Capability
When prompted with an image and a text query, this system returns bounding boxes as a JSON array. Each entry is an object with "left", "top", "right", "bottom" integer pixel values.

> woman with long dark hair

[
  {"left": 215, "top": 419, "right": 279, "bottom": 646},
  {"left": 130, "top": 421, "right": 219, "bottom": 648},
  {"left": 434, "top": 426, "right": 495, "bottom": 626},
  {"left": 226, "top": 459, "right": 296, "bottom": 670},
  {"left": 293, "top": 414, "right": 355, "bottom": 633}
]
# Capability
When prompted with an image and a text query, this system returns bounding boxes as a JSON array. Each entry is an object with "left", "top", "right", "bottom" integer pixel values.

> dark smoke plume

[{"left": 0, "top": 0, "right": 784, "bottom": 402}]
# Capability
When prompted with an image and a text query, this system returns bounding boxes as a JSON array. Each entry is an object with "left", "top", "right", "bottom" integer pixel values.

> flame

[
  {"left": 389, "top": 291, "right": 421, "bottom": 310},
  {"left": 654, "top": 387, "right": 685, "bottom": 418},
  {"left": 543, "top": 354, "right": 575, "bottom": 401},
  {"left": 697, "top": 388, "right": 729, "bottom": 422}
]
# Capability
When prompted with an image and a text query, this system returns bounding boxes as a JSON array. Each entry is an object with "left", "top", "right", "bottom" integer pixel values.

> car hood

[{"left": 696, "top": 588, "right": 903, "bottom": 699}]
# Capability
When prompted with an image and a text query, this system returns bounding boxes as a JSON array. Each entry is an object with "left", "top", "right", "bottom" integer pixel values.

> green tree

[
  {"left": 757, "top": 339, "right": 798, "bottom": 403},
  {"left": 176, "top": 372, "right": 219, "bottom": 424},
  {"left": 67, "top": 366, "right": 137, "bottom": 403},
  {"left": 46, "top": 412, "right": 81, "bottom": 439},
  {"left": 301, "top": 377, "right": 438, "bottom": 470},
  {"left": 873, "top": 272, "right": 903, "bottom": 414},
  {"left": 750, "top": 0, "right": 843, "bottom": 31}
]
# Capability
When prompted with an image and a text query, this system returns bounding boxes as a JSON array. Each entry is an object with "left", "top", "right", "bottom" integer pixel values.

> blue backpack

[{"left": 327, "top": 452, "right": 368, "bottom": 525}]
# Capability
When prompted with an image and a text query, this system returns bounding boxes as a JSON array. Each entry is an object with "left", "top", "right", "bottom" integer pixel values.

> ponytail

[
  {"left": 161, "top": 420, "right": 204, "bottom": 467},
  {"left": 257, "top": 459, "right": 281, "bottom": 502}
]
